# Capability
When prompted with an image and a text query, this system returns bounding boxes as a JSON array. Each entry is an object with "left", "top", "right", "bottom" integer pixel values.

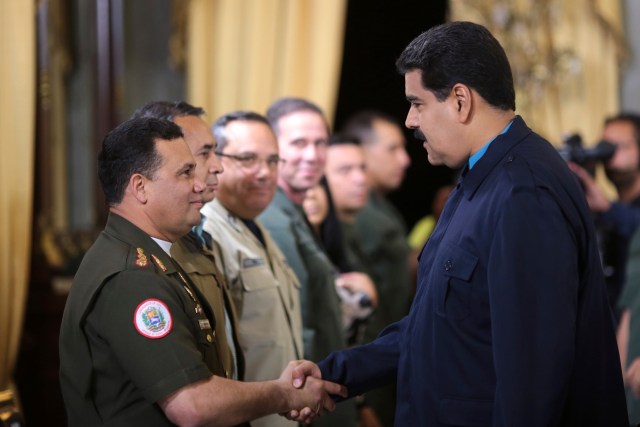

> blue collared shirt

[{"left": 468, "top": 120, "right": 513, "bottom": 169}]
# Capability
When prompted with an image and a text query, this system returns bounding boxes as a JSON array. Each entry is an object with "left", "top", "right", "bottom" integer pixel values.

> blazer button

[
  {"left": 444, "top": 260, "right": 453, "bottom": 271},
  {"left": 206, "top": 334, "right": 213, "bottom": 343}
]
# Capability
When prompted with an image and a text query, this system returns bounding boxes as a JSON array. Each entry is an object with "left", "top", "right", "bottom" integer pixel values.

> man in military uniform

[
  {"left": 259, "top": 97, "right": 357, "bottom": 427},
  {"left": 203, "top": 111, "right": 303, "bottom": 427},
  {"left": 341, "top": 111, "right": 413, "bottom": 426},
  {"left": 59, "top": 117, "right": 345, "bottom": 426},
  {"left": 133, "top": 101, "right": 243, "bottom": 381}
]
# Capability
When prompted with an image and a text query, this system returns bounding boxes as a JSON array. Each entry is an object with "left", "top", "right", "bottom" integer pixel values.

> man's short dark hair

[
  {"left": 212, "top": 111, "right": 272, "bottom": 151},
  {"left": 605, "top": 112, "right": 640, "bottom": 149},
  {"left": 396, "top": 21, "right": 516, "bottom": 111},
  {"left": 327, "top": 132, "right": 361, "bottom": 148},
  {"left": 132, "top": 101, "right": 205, "bottom": 122},
  {"left": 341, "top": 110, "right": 401, "bottom": 147},
  {"left": 266, "top": 97, "right": 329, "bottom": 136},
  {"left": 98, "top": 117, "right": 184, "bottom": 206}
]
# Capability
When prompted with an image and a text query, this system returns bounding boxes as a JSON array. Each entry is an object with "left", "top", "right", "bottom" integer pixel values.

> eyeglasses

[{"left": 215, "top": 151, "right": 281, "bottom": 172}]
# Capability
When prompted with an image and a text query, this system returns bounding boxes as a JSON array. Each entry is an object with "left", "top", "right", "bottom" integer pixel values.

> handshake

[{"left": 277, "top": 360, "right": 347, "bottom": 424}]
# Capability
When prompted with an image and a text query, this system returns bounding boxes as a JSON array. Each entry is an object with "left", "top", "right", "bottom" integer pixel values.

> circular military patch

[{"left": 133, "top": 299, "right": 173, "bottom": 339}]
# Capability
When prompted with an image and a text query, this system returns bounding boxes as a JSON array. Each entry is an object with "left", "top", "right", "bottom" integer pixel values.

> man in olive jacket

[
  {"left": 59, "top": 117, "right": 344, "bottom": 426},
  {"left": 133, "top": 101, "right": 244, "bottom": 381},
  {"left": 259, "top": 98, "right": 357, "bottom": 427}
]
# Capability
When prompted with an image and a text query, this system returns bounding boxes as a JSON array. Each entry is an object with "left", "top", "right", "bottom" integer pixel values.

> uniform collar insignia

[{"left": 135, "top": 248, "right": 148, "bottom": 267}]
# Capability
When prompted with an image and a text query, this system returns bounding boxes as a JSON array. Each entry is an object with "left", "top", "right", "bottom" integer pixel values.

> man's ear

[
  {"left": 129, "top": 173, "right": 148, "bottom": 204},
  {"left": 451, "top": 83, "right": 473, "bottom": 122}
]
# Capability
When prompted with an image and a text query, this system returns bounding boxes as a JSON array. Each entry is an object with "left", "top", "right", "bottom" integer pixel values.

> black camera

[{"left": 557, "top": 134, "right": 616, "bottom": 175}]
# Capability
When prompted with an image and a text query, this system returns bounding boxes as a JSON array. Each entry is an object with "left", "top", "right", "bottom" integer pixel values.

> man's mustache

[{"left": 413, "top": 130, "right": 426, "bottom": 141}]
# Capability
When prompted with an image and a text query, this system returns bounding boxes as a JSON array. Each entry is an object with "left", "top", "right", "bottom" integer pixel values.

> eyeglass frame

[{"left": 215, "top": 151, "right": 282, "bottom": 171}]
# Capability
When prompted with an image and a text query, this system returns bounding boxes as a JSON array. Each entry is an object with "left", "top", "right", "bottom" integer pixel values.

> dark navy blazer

[{"left": 319, "top": 116, "right": 628, "bottom": 426}]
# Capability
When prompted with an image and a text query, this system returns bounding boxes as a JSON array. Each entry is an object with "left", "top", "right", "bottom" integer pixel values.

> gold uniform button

[{"left": 206, "top": 334, "right": 213, "bottom": 343}]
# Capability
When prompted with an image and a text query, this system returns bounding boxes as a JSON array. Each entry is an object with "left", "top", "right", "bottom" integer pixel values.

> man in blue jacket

[{"left": 289, "top": 21, "right": 628, "bottom": 426}]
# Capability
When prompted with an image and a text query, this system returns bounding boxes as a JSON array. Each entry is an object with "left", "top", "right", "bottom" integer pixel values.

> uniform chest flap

[
  {"left": 181, "top": 255, "right": 218, "bottom": 275},
  {"left": 435, "top": 241, "right": 479, "bottom": 320},
  {"left": 238, "top": 256, "right": 278, "bottom": 292}
]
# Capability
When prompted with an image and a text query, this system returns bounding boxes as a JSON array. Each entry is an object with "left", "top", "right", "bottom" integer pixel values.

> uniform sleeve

[
  {"left": 262, "top": 213, "right": 316, "bottom": 357},
  {"left": 489, "top": 188, "right": 577, "bottom": 425},
  {"left": 88, "top": 269, "right": 213, "bottom": 403},
  {"left": 318, "top": 318, "right": 403, "bottom": 398}
]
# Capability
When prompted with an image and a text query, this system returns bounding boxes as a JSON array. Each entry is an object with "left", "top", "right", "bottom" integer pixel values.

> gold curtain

[
  {"left": 0, "top": 0, "right": 36, "bottom": 400},
  {"left": 185, "top": 0, "right": 347, "bottom": 125},
  {"left": 450, "top": 0, "right": 625, "bottom": 147}
]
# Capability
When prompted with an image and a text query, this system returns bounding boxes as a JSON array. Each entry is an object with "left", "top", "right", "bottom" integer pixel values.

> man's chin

[
  {"left": 387, "top": 175, "right": 405, "bottom": 191},
  {"left": 425, "top": 154, "right": 442, "bottom": 167},
  {"left": 296, "top": 177, "right": 322, "bottom": 191},
  {"left": 186, "top": 214, "right": 203, "bottom": 230},
  {"left": 605, "top": 169, "right": 637, "bottom": 188}
]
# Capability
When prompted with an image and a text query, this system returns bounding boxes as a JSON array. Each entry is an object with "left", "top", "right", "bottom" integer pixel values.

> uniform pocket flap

[
  {"left": 178, "top": 255, "right": 218, "bottom": 275},
  {"left": 441, "top": 242, "right": 478, "bottom": 281},
  {"left": 239, "top": 258, "right": 278, "bottom": 292}
]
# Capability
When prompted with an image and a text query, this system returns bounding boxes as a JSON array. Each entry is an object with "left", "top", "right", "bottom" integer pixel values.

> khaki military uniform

[
  {"left": 59, "top": 214, "right": 233, "bottom": 426},
  {"left": 259, "top": 188, "right": 356, "bottom": 427},
  {"left": 202, "top": 199, "right": 302, "bottom": 427}
]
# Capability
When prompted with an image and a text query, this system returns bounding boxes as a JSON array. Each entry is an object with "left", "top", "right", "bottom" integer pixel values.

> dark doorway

[{"left": 334, "top": 0, "right": 454, "bottom": 230}]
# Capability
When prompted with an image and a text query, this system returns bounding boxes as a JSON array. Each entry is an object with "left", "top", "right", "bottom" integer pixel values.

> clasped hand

[{"left": 279, "top": 360, "right": 347, "bottom": 424}]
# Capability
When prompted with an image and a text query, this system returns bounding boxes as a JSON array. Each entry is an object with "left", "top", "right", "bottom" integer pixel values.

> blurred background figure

[
  {"left": 340, "top": 111, "right": 413, "bottom": 426},
  {"left": 408, "top": 183, "right": 454, "bottom": 283},
  {"left": 259, "top": 97, "right": 357, "bottom": 427},
  {"left": 618, "top": 226, "right": 640, "bottom": 426},
  {"left": 408, "top": 184, "right": 454, "bottom": 251},
  {"left": 302, "top": 180, "right": 377, "bottom": 345},
  {"left": 341, "top": 111, "right": 413, "bottom": 333},
  {"left": 322, "top": 132, "right": 386, "bottom": 427},
  {"left": 320, "top": 134, "right": 380, "bottom": 344},
  {"left": 568, "top": 112, "right": 640, "bottom": 321},
  {"left": 202, "top": 111, "right": 303, "bottom": 427},
  {"left": 303, "top": 180, "right": 350, "bottom": 273}
]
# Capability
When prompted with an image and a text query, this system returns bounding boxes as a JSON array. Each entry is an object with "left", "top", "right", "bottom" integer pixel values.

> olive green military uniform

[
  {"left": 171, "top": 229, "right": 245, "bottom": 381},
  {"left": 202, "top": 199, "right": 303, "bottom": 427},
  {"left": 354, "top": 193, "right": 412, "bottom": 340},
  {"left": 259, "top": 188, "right": 356, "bottom": 427},
  {"left": 59, "top": 214, "right": 233, "bottom": 426},
  {"left": 340, "top": 221, "right": 375, "bottom": 278},
  {"left": 353, "top": 192, "right": 413, "bottom": 427},
  {"left": 340, "top": 220, "right": 377, "bottom": 344}
]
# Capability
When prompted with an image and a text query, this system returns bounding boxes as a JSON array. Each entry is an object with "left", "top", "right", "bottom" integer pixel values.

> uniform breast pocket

[
  {"left": 238, "top": 259, "right": 278, "bottom": 293},
  {"left": 435, "top": 242, "right": 479, "bottom": 321}
]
